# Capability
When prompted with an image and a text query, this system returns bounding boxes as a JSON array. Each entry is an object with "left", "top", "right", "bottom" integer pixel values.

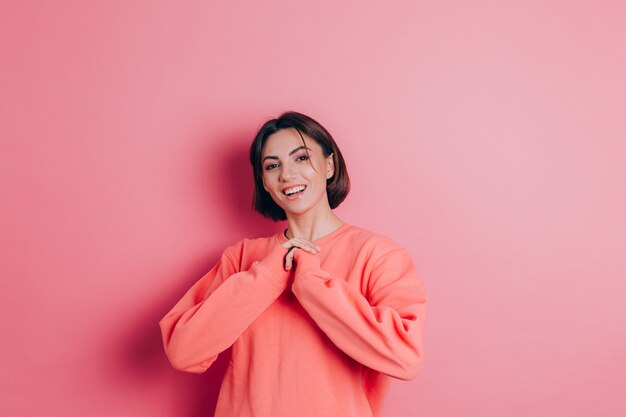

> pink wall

[{"left": 1, "top": 1, "right": 625, "bottom": 416}]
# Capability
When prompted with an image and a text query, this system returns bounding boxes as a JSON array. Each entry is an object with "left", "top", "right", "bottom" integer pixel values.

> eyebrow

[{"left": 262, "top": 146, "right": 311, "bottom": 162}]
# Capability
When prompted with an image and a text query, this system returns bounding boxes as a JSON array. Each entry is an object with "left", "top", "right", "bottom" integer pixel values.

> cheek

[
  {"left": 262, "top": 172, "right": 279, "bottom": 192},
  {"left": 310, "top": 164, "right": 327, "bottom": 182}
]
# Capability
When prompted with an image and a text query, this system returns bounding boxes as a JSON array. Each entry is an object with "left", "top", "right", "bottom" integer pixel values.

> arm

[
  {"left": 290, "top": 247, "right": 427, "bottom": 380},
  {"left": 159, "top": 244, "right": 290, "bottom": 373}
]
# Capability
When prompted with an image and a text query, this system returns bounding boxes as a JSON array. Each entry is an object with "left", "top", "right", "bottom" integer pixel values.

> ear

[
  {"left": 325, "top": 153, "right": 335, "bottom": 179},
  {"left": 262, "top": 175, "right": 268, "bottom": 192}
]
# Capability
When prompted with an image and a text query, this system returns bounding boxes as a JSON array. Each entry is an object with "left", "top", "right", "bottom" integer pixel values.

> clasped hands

[{"left": 280, "top": 237, "right": 320, "bottom": 271}]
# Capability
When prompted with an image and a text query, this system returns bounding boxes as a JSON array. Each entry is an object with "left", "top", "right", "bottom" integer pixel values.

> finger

[
  {"left": 285, "top": 247, "right": 297, "bottom": 270},
  {"left": 284, "top": 253, "right": 291, "bottom": 270},
  {"left": 291, "top": 238, "right": 320, "bottom": 253},
  {"left": 282, "top": 241, "right": 306, "bottom": 252},
  {"left": 282, "top": 238, "right": 320, "bottom": 254},
  {"left": 285, "top": 259, "right": 291, "bottom": 271}
]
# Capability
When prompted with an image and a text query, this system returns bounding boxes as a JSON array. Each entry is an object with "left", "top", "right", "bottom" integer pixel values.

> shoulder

[
  {"left": 339, "top": 224, "right": 408, "bottom": 261},
  {"left": 338, "top": 225, "right": 420, "bottom": 294}
]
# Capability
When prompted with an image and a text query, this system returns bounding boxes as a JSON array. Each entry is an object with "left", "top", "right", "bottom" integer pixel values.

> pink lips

[{"left": 282, "top": 185, "right": 307, "bottom": 200}]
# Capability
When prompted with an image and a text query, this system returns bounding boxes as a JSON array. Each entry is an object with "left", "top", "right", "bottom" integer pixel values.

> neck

[{"left": 284, "top": 210, "right": 344, "bottom": 242}]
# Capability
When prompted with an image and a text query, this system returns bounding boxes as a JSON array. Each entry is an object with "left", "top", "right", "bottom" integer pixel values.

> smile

[{"left": 282, "top": 185, "right": 306, "bottom": 196}]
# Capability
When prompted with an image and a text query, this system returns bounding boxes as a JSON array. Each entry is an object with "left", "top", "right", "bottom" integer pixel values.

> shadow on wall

[
  {"left": 121, "top": 275, "right": 231, "bottom": 416},
  {"left": 204, "top": 132, "right": 279, "bottom": 239},
  {"left": 118, "top": 131, "right": 281, "bottom": 416}
]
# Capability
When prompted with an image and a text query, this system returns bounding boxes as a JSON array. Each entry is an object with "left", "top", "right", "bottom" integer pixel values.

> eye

[
  {"left": 264, "top": 163, "right": 279, "bottom": 171},
  {"left": 296, "top": 154, "right": 309, "bottom": 162}
]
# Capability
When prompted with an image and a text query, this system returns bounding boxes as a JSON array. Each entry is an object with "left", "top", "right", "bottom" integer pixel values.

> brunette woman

[{"left": 160, "top": 111, "right": 427, "bottom": 417}]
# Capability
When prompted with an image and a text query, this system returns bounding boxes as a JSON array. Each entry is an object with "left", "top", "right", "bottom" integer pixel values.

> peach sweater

[{"left": 159, "top": 223, "right": 427, "bottom": 417}]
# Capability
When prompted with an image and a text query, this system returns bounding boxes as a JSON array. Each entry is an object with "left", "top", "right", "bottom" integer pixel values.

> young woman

[{"left": 159, "top": 111, "right": 427, "bottom": 417}]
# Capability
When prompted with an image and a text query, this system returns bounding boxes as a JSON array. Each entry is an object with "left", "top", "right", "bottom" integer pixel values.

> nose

[{"left": 279, "top": 163, "right": 295, "bottom": 182}]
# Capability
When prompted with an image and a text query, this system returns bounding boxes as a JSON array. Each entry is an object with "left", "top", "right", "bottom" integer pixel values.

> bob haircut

[{"left": 249, "top": 111, "right": 350, "bottom": 221}]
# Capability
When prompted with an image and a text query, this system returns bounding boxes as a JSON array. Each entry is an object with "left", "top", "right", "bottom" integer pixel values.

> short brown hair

[{"left": 249, "top": 111, "right": 350, "bottom": 221}]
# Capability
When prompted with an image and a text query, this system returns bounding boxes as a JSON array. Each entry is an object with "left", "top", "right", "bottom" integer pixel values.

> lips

[{"left": 282, "top": 185, "right": 307, "bottom": 197}]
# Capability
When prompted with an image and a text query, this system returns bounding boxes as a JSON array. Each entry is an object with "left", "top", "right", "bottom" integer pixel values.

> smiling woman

[
  {"left": 249, "top": 112, "right": 350, "bottom": 222},
  {"left": 260, "top": 129, "right": 334, "bottom": 220},
  {"left": 159, "top": 111, "right": 428, "bottom": 417}
]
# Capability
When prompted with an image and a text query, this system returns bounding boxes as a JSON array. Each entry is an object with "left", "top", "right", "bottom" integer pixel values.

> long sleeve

[
  {"left": 159, "top": 243, "right": 290, "bottom": 373},
  {"left": 290, "top": 247, "right": 427, "bottom": 380}
]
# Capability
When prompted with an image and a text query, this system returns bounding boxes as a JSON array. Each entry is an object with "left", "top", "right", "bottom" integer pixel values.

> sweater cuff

[
  {"left": 254, "top": 244, "right": 291, "bottom": 286},
  {"left": 293, "top": 250, "right": 327, "bottom": 276}
]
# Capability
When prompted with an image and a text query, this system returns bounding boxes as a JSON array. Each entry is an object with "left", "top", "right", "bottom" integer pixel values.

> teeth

[{"left": 284, "top": 185, "right": 305, "bottom": 195}]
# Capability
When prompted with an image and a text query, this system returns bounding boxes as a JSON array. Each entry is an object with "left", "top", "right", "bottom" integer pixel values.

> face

[{"left": 261, "top": 128, "right": 335, "bottom": 219}]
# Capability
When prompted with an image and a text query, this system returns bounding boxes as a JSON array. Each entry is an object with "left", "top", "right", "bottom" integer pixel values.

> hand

[{"left": 281, "top": 237, "right": 320, "bottom": 271}]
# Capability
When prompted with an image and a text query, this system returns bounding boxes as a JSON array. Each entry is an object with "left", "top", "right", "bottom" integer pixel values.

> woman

[{"left": 159, "top": 111, "right": 427, "bottom": 417}]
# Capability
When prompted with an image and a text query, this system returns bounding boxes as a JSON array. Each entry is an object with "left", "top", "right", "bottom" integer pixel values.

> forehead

[{"left": 261, "top": 128, "right": 322, "bottom": 156}]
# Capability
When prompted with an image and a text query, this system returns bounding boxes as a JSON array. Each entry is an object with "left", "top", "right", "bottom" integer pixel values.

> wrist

[
  {"left": 256, "top": 244, "right": 291, "bottom": 285},
  {"left": 293, "top": 249, "right": 321, "bottom": 272}
]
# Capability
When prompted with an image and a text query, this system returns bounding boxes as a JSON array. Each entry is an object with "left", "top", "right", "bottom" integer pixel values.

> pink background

[{"left": 1, "top": 1, "right": 625, "bottom": 416}]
